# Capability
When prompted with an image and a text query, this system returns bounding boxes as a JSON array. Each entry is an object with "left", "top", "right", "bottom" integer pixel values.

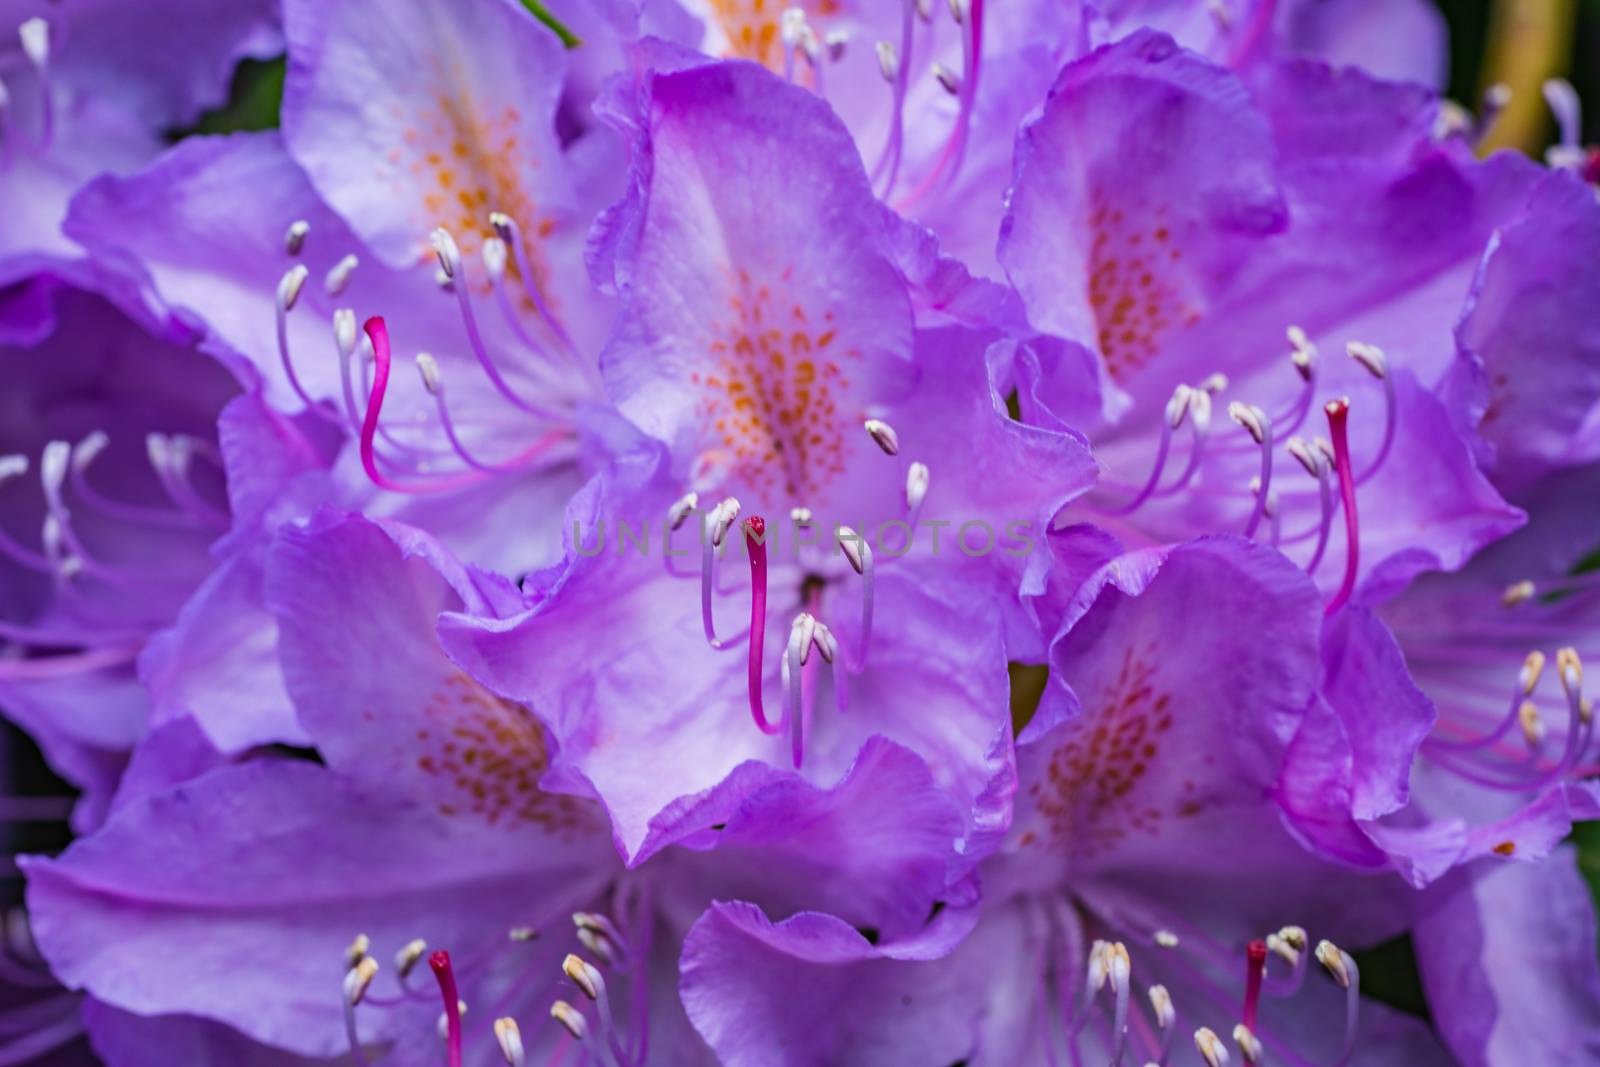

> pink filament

[
  {"left": 1323, "top": 398, "right": 1359, "bottom": 616},
  {"left": 429, "top": 951, "right": 463, "bottom": 1067},
  {"left": 744, "top": 517, "right": 781, "bottom": 734}
]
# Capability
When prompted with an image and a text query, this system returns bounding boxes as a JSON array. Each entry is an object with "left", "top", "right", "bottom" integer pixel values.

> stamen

[
  {"left": 1154, "top": 930, "right": 1179, "bottom": 949},
  {"left": 284, "top": 220, "right": 310, "bottom": 256},
  {"left": 1227, "top": 403, "right": 1273, "bottom": 540},
  {"left": 783, "top": 613, "right": 814, "bottom": 766},
  {"left": 1476, "top": 83, "right": 1512, "bottom": 145},
  {"left": 893, "top": 0, "right": 985, "bottom": 208},
  {"left": 1346, "top": 343, "right": 1395, "bottom": 484},
  {"left": 668, "top": 491, "right": 700, "bottom": 532},
  {"left": 275, "top": 265, "right": 321, "bottom": 411},
  {"left": 494, "top": 1017, "right": 525, "bottom": 1066},
  {"left": 874, "top": 40, "right": 899, "bottom": 82},
  {"left": 836, "top": 526, "right": 874, "bottom": 670},
  {"left": 868, "top": 0, "right": 912, "bottom": 195},
  {"left": 701, "top": 497, "right": 743, "bottom": 650},
  {"left": 1519, "top": 700, "right": 1545, "bottom": 750},
  {"left": 563, "top": 953, "right": 626, "bottom": 1065},
  {"left": 395, "top": 938, "right": 428, "bottom": 979},
  {"left": 429, "top": 951, "right": 464, "bottom": 1067},
  {"left": 341, "top": 955, "right": 378, "bottom": 1067},
  {"left": 1194, "top": 1026, "right": 1231, "bottom": 1067},
  {"left": 431, "top": 228, "right": 562, "bottom": 420},
  {"left": 487, "top": 212, "right": 576, "bottom": 356},
  {"left": 551, "top": 1001, "right": 618, "bottom": 1066},
  {"left": 932, "top": 63, "right": 961, "bottom": 95},
  {"left": 1105, "top": 386, "right": 1186, "bottom": 516},
  {"left": 1315, "top": 940, "right": 1359, "bottom": 1066},
  {"left": 1107, "top": 941, "right": 1131, "bottom": 1066},
  {"left": 1231, "top": 1024, "right": 1262, "bottom": 1065},
  {"left": 863, "top": 418, "right": 900, "bottom": 456},
  {"left": 745, "top": 516, "right": 780, "bottom": 734},
  {"left": 1149, "top": 984, "right": 1176, "bottom": 1063},
  {"left": 324, "top": 253, "right": 359, "bottom": 296},
  {"left": 1322, "top": 398, "right": 1359, "bottom": 615},
  {"left": 1263, "top": 926, "right": 1308, "bottom": 999},
  {"left": 18, "top": 19, "right": 50, "bottom": 147}
]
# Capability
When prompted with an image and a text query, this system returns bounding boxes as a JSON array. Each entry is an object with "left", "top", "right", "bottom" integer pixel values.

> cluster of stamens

[
  {"left": 664, "top": 417, "right": 926, "bottom": 766},
  {"left": 271, "top": 213, "right": 588, "bottom": 497},
  {"left": 1096, "top": 327, "right": 1394, "bottom": 614}
]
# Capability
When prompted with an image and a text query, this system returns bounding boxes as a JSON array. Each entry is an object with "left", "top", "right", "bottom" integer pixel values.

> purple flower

[
  {"left": 0, "top": 276, "right": 243, "bottom": 828},
  {"left": 0, "top": 0, "right": 279, "bottom": 284},
  {"left": 26, "top": 510, "right": 969, "bottom": 1065},
  {"left": 678, "top": 538, "right": 1453, "bottom": 1065}
]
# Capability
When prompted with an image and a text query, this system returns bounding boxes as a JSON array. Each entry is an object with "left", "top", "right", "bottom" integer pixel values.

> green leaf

[
  {"left": 1350, "top": 934, "right": 1429, "bottom": 1019},
  {"left": 171, "top": 57, "right": 286, "bottom": 139},
  {"left": 518, "top": 0, "right": 582, "bottom": 48}
]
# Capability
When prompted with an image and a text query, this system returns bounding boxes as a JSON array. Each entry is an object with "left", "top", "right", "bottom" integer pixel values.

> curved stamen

[
  {"left": 1104, "top": 387, "right": 1187, "bottom": 515},
  {"left": 1322, "top": 398, "right": 1359, "bottom": 615},
  {"left": 489, "top": 212, "right": 577, "bottom": 358},
  {"left": 1107, "top": 941, "right": 1131, "bottom": 1066},
  {"left": 744, "top": 516, "right": 782, "bottom": 734},
  {"left": 1315, "top": 941, "right": 1359, "bottom": 1067},
  {"left": 1227, "top": 403, "right": 1273, "bottom": 540},
  {"left": 1543, "top": 79, "right": 1585, "bottom": 168},
  {"left": 415, "top": 354, "right": 569, "bottom": 475},
  {"left": 869, "top": 0, "right": 915, "bottom": 194},
  {"left": 341, "top": 956, "right": 378, "bottom": 1067},
  {"left": 1347, "top": 344, "right": 1395, "bottom": 485},
  {"left": 1153, "top": 391, "right": 1211, "bottom": 498},
  {"left": 429, "top": 951, "right": 464, "bottom": 1067},
  {"left": 275, "top": 266, "right": 326, "bottom": 414},
  {"left": 1262, "top": 927, "right": 1308, "bottom": 999},
  {"left": 700, "top": 498, "right": 746, "bottom": 650},
  {"left": 836, "top": 526, "right": 874, "bottom": 671},
  {"left": 430, "top": 228, "right": 566, "bottom": 422},
  {"left": 783, "top": 613, "right": 812, "bottom": 767},
  {"left": 894, "top": 0, "right": 985, "bottom": 209},
  {"left": 1427, "top": 653, "right": 1542, "bottom": 753}
]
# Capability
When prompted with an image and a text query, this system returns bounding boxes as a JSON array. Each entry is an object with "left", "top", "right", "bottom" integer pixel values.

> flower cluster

[{"left": 1, "top": 0, "right": 1598, "bottom": 1064}]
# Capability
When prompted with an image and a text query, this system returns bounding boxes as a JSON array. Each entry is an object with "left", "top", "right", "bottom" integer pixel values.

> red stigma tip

[
  {"left": 1323, "top": 396, "right": 1359, "bottom": 617},
  {"left": 743, "top": 515, "right": 766, "bottom": 537},
  {"left": 429, "top": 950, "right": 463, "bottom": 1067},
  {"left": 1242, "top": 939, "right": 1268, "bottom": 1030}
]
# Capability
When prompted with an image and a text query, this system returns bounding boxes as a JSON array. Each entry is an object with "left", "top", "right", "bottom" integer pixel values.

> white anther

[
  {"left": 781, "top": 7, "right": 807, "bottom": 48},
  {"left": 811, "top": 620, "right": 838, "bottom": 664},
  {"left": 1195, "top": 1026, "right": 1231, "bottom": 1067},
  {"left": 494, "top": 1017, "right": 526, "bottom": 1066},
  {"left": 1278, "top": 926, "right": 1307, "bottom": 951},
  {"left": 1247, "top": 477, "right": 1278, "bottom": 516},
  {"left": 561, "top": 954, "right": 600, "bottom": 1001},
  {"left": 905, "top": 462, "right": 930, "bottom": 512},
  {"left": 1434, "top": 99, "right": 1474, "bottom": 141},
  {"left": 482, "top": 236, "right": 508, "bottom": 281},
  {"left": 509, "top": 926, "right": 539, "bottom": 942},
  {"left": 436, "top": 1001, "right": 469, "bottom": 1040},
  {"left": 824, "top": 30, "right": 848, "bottom": 61},
  {"left": 429, "top": 228, "right": 462, "bottom": 280},
  {"left": 1199, "top": 372, "right": 1229, "bottom": 395},
  {"left": 1315, "top": 940, "right": 1351, "bottom": 989},
  {"left": 709, "top": 497, "right": 741, "bottom": 547},
  {"left": 18, "top": 18, "right": 49, "bottom": 69},
  {"left": 277, "top": 265, "right": 310, "bottom": 312},
  {"left": 550, "top": 1001, "right": 587, "bottom": 1041},
  {"left": 915, "top": 0, "right": 932, "bottom": 21},
  {"left": 416, "top": 353, "right": 442, "bottom": 395},
  {"left": 947, "top": 0, "right": 967, "bottom": 23},
  {"left": 1227, "top": 402, "right": 1268, "bottom": 444},
  {"left": 1266, "top": 933, "right": 1295, "bottom": 966},
  {"left": 1153, "top": 930, "right": 1179, "bottom": 949},
  {"left": 863, "top": 417, "right": 900, "bottom": 456},
  {"left": 1544, "top": 78, "right": 1582, "bottom": 142},
  {"left": 1346, "top": 340, "right": 1388, "bottom": 379},
  {"left": 1232, "top": 1024, "right": 1263, "bottom": 1064},
  {"left": 324, "top": 253, "right": 359, "bottom": 296},
  {"left": 0, "top": 455, "right": 29, "bottom": 485},
  {"left": 1085, "top": 940, "right": 1111, "bottom": 995},
  {"left": 1189, "top": 390, "right": 1213, "bottom": 433},
  {"left": 284, "top": 220, "right": 310, "bottom": 256},
  {"left": 790, "top": 612, "right": 817, "bottom": 667},
  {"left": 1519, "top": 701, "right": 1545, "bottom": 747},
  {"left": 1286, "top": 436, "right": 1322, "bottom": 478},
  {"left": 344, "top": 933, "right": 371, "bottom": 968},
  {"left": 790, "top": 506, "right": 814, "bottom": 528},
  {"left": 488, "top": 211, "right": 516, "bottom": 244},
  {"left": 1166, "top": 384, "right": 1193, "bottom": 429},
  {"left": 1313, "top": 436, "right": 1335, "bottom": 466},
  {"left": 1501, "top": 579, "right": 1537, "bottom": 608},
  {"left": 875, "top": 41, "right": 899, "bottom": 82},
  {"left": 932, "top": 63, "right": 961, "bottom": 95},
  {"left": 395, "top": 939, "right": 428, "bottom": 978},
  {"left": 1558, "top": 647, "right": 1585, "bottom": 706},
  {"left": 342, "top": 956, "right": 379, "bottom": 1006},
  {"left": 668, "top": 491, "right": 700, "bottom": 532},
  {"left": 144, "top": 432, "right": 171, "bottom": 474},
  {"left": 836, "top": 525, "right": 869, "bottom": 575},
  {"left": 333, "top": 308, "right": 359, "bottom": 357},
  {"left": 1148, "top": 984, "right": 1174, "bottom": 1029},
  {"left": 1519, "top": 650, "right": 1547, "bottom": 694},
  {"left": 1107, "top": 941, "right": 1131, "bottom": 993},
  {"left": 1207, "top": 0, "right": 1233, "bottom": 28},
  {"left": 39, "top": 440, "right": 68, "bottom": 499}
]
